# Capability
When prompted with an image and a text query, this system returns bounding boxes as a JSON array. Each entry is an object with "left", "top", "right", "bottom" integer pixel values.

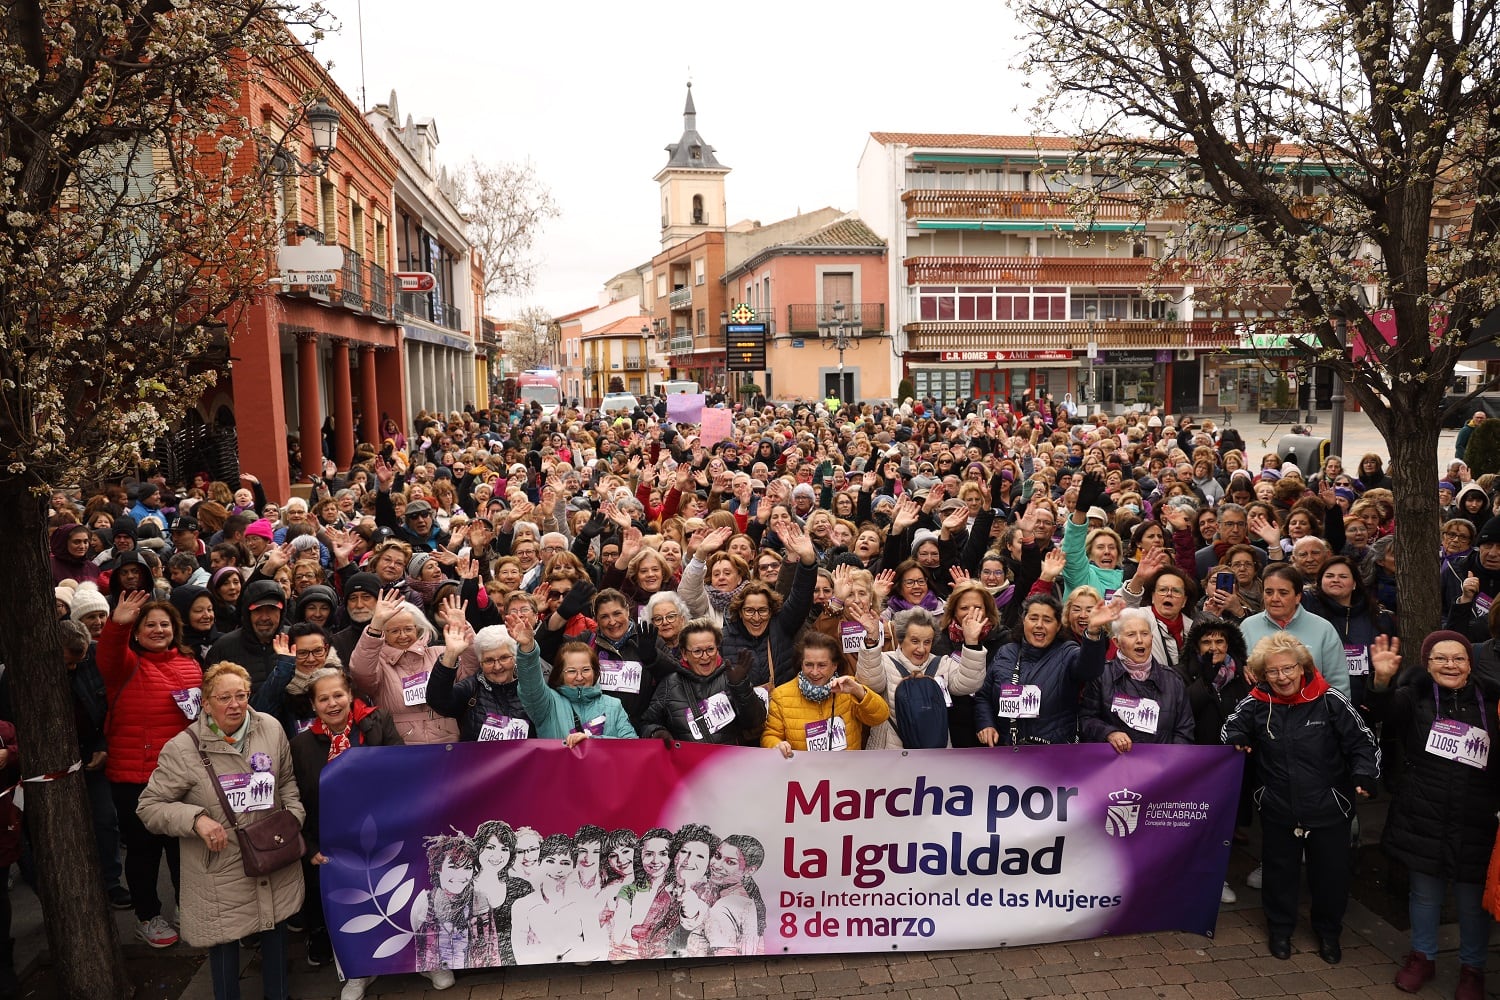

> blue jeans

[
  {"left": 1409, "top": 871, "right": 1491, "bottom": 969},
  {"left": 207, "top": 922, "right": 289, "bottom": 1000}
]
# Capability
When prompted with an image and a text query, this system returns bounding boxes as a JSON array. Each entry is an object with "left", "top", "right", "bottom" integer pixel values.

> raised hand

[
  {"left": 456, "top": 555, "right": 479, "bottom": 580},
  {"left": 942, "top": 504, "right": 970, "bottom": 533},
  {"left": 374, "top": 457, "right": 396, "bottom": 490},
  {"left": 872, "top": 568, "right": 896, "bottom": 603},
  {"left": 1249, "top": 512, "right": 1282, "bottom": 547},
  {"left": 780, "top": 521, "right": 817, "bottom": 564},
  {"left": 620, "top": 526, "right": 644, "bottom": 562},
  {"left": 508, "top": 614, "right": 535, "bottom": 652},
  {"left": 862, "top": 470, "right": 879, "bottom": 491},
  {"left": 1087, "top": 596, "right": 1127, "bottom": 632},
  {"left": 272, "top": 633, "right": 293, "bottom": 658},
  {"left": 326, "top": 528, "right": 357, "bottom": 564},
  {"left": 891, "top": 497, "right": 921, "bottom": 533},
  {"left": 1370, "top": 635, "right": 1401, "bottom": 683},
  {"left": 694, "top": 525, "right": 734, "bottom": 561},
  {"left": 949, "top": 566, "right": 972, "bottom": 585},
  {"left": 1039, "top": 547, "right": 1067, "bottom": 583},
  {"left": 371, "top": 589, "right": 404, "bottom": 630},
  {"left": 960, "top": 606, "right": 987, "bottom": 645},
  {"left": 443, "top": 620, "right": 471, "bottom": 658},
  {"left": 112, "top": 590, "right": 149, "bottom": 625}
]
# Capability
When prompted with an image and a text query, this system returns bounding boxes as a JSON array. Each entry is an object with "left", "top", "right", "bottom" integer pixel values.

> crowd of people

[{"left": 32, "top": 391, "right": 1500, "bottom": 1000}]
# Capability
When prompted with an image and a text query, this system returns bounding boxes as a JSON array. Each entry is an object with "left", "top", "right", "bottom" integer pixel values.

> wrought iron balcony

[
  {"left": 623, "top": 357, "right": 645, "bottom": 369},
  {"left": 902, "top": 189, "right": 1187, "bottom": 223},
  {"left": 786, "top": 303, "right": 886, "bottom": 335},
  {"left": 903, "top": 255, "right": 1206, "bottom": 286},
  {"left": 670, "top": 335, "right": 694, "bottom": 355},
  {"left": 368, "top": 263, "right": 390, "bottom": 317},
  {"left": 339, "top": 247, "right": 364, "bottom": 311},
  {"left": 903, "top": 319, "right": 1236, "bottom": 353}
]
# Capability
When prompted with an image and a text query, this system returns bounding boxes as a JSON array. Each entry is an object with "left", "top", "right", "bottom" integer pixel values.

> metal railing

[
  {"left": 670, "top": 335, "right": 694, "bottom": 354},
  {"left": 340, "top": 247, "right": 364, "bottom": 311},
  {"left": 437, "top": 300, "right": 462, "bottom": 332},
  {"left": 785, "top": 303, "right": 885, "bottom": 334},
  {"left": 668, "top": 286, "right": 693, "bottom": 310},
  {"left": 368, "top": 263, "right": 390, "bottom": 317},
  {"left": 903, "top": 255, "right": 1207, "bottom": 285},
  {"left": 623, "top": 357, "right": 645, "bottom": 369},
  {"left": 904, "top": 319, "right": 1236, "bottom": 352},
  {"left": 901, "top": 189, "right": 1186, "bottom": 222}
]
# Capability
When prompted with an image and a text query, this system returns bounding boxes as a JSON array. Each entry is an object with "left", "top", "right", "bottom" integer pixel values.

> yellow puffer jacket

[{"left": 761, "top": 679, "right": 890, "bottom": 752}]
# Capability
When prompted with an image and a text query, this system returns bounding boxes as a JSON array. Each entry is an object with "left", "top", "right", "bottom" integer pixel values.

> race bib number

[
  {"left": 582, "top": 714, "right": 607, "bottom": 737},
  {"left": 218, "top": 772, "right": 274, "bottom": 813},
  {"left": 1477, "top": 593, "right": 1494, "bottom": 616},
  {"left": 171, "top": 687, "right": 202, "bottom": 721},
  {"left": 478, "top": 714, "right": 530, "bottom": 741},
  {"left": 699, "top": 692, "right": 736, "bottom": 734},
  {"left": 841, "top": 621, "right": 867, "bottom": 654},
  {"left": 1426, "top": 718, "right": 1490, "bottom": 769},
  {"left": 804, "top": 716, "right": 848, "bottom": 752},
  {"left": 1110, "top": 694, "right": 1161, "bottom": 734},
  {"left": 401, "top": 671, "right": 429, "bottom": 707},
  {"left": 997, "top": 682, "right": 1042, "bottom": 719},
  {"left": 755, "top": 686, "right": 770, "bottom": 708},
  {"left": 1344, "top": 643, "right": 1370, "bottom": 677},
  {"left": 294, "top": 718, "right": 314, "bottom": 735},
  {"left": 598, "top": 658, "right": 643, "bottom": 695}
]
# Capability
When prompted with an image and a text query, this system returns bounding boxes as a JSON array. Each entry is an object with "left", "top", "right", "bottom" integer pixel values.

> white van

[{"left": 661, "top": 380, "right": 701, "bottom": 395}]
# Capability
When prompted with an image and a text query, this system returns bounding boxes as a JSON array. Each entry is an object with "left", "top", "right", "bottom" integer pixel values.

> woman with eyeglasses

[
  {"left": 1222, "top": 632, "right": 1379, "bottom": 966},
  {"left": 583, "top": 589, "right": 677, "bottom": 726},
  {"left": 426, "top": 624, "right": 534, "bottom": 741},
  {"left": 1363, "top": 632, "right": 1500, "bottom": 997},
  {"left": 137, "top": 661, "right": 305, "bottom": 1000},
  {"left": 350, "top": 590, "right": 466, "bottom": 744},
  {"left": 511, "top": 615, "right": 634, "bottom": 742},
  {"left": 721, "top": 522, "right": 819, "bottom": 688},
  {"left": 1119, "top": 555, "right": 1197, "bottom": 675},
  {"left": 640, "top": 619, "right": 765, "bottom": 745}
]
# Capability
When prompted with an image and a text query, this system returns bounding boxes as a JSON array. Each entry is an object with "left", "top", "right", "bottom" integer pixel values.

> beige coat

[
  {"left": 856, "top": 642, "right": 987, "bottom": 750},
  {"left": 137, "top": 710, "right": 305, "bottom": 947}
]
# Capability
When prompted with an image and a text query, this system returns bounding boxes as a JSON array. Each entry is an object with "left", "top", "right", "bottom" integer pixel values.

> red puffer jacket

[{"left": 97, "top": 618, "right": 204, "bottom": 783}]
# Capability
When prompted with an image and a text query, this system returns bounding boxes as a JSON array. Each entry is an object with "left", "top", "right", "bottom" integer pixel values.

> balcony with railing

[
  {"left": 670, "top": 335, "right": 694, "bottom": 356},
  {"left": 623, "top": 357, "right": 645, "bottom": 370},
  {"left": 785, "top": 303, "right": 886, "bottom": 335},
  {"left": 903, "top": 256, "right": 1207, "bottom": 286},
  {"left": 904, "top": 319, "right": 1236, "bottom": 353},
  {"left": 436, "top": 300, "right": 462, "bottom": 332},
  {"left": 902, "top": 189, "right": 1186, "bottom": 223},
  {"left": 368, "top": 263, "right": 390, "bottom": 318},
  {"left": 339, "top": 247, "right": 364, "bottom": 312},
  {"left": 668, "top": 286, "right": 693, "bottom": 310}
]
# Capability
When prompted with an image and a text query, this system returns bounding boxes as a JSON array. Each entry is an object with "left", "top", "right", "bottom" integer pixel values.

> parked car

[{"left": 601, "top": 392, "right": 639, "bottom": 414}]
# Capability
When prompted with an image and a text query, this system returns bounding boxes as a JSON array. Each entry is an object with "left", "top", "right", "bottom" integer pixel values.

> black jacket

[
  {"left": 69, "top": 648, "right": 108, "bottom": 757},
  {"left": 1221, "top": 674, "right": 1380, "bottom": 828},
  {"left": 1080, "top": 657, "right": 1196, "bottom": 745},
  {"left": 426, "top": 662, "right": 534, "bottom": 741},
  {"left": 290, "top": 707, "right": 402, "bottom": 855},
  {"left": 638, "top": 661, "right": 766, "bottom": 745},
  {"left": 1365, "top": 677, "right": 1500, "bottom": 882},
  {"left": 1181, "top": 617, "right": 1251, "bottom": 746},
  {"left": 722, "top": 560, "right": 817, "bottom": 687},
  {"left": 205, "top": 579, "right": 286, "bottom": 691}
]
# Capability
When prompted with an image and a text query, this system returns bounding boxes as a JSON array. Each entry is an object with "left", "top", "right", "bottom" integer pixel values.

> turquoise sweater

[
  {"left": 516, "top": 643, "right": 636, "bottom": 740},
  {"left": 1061, "top": 516, "right": 1125, "bottom": 601},
  {"left": 1240, "top": 605, "right": 1350, "bottom": 698}
]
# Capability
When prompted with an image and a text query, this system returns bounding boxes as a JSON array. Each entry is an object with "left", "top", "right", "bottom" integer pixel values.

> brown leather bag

[{"left": 195, "top": 735, "right": 304, "bottom": 877}]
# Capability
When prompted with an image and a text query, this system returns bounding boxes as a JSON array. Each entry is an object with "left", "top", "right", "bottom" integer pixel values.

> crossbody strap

[{"left": 191, "top": 731, "right": 240, "bottom": 831}]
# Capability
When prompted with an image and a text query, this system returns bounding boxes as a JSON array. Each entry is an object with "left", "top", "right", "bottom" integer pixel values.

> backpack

[{"left": 889, "top": 657, "right": 949, "bottom": 749}]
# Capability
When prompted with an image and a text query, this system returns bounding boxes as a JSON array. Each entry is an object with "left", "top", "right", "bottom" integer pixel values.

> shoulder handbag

[{"left": 194, "top": 733, "right": 305, "bottom": 877}]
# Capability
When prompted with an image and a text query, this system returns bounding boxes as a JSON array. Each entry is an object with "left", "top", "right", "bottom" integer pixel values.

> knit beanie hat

[
  {"left": 69, "top": 584, "right": 109, "bottom": 621},
  {"left": 245, "top": 519, "right": 275, "bottom": 541},
  {"left": 1420, "top": 630, "right": 1474, "bottom": 664}
]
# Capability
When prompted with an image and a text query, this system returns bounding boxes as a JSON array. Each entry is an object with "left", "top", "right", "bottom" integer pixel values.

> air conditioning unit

[{"left": 1176, "top": 349, "right": 1194, "bottom": 361}]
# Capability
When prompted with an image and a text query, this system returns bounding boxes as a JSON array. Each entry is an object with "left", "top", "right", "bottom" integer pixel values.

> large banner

[{"left": 319, "top": 742, "right": 1242, "bottom": 975}]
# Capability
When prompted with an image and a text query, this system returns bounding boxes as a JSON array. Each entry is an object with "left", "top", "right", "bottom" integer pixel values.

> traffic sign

[
  {"left": 396, "top": 271, "right": 437, "bottom": 293},
  {"left": 283, "top": 270, "right": 338, "bottom": 286}
]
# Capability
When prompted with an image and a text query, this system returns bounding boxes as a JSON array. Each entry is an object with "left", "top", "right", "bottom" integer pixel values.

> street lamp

[
  {"left": 266, "top": 97, "right": 341, "bottom": 176},
  {"left": 641, "top": 323, "right": 652, "bottom": 396},
  {"left": 820, "top": 300, "right": 857, "bottom": 401},
  {"left": 1084, "top": 304, "right": 1099, "bottom": 409}
]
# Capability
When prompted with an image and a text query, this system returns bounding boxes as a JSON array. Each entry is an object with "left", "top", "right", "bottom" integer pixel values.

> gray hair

[
  {"left": 1113, "top": 606, "right": 1154, "bottom": 638},
  {"left": 892, "top": 607, "right": 938, "bottom": 643},
  {"left": 387, "top": 601, "right": 438, "bottom": 644},
  {"left": 474, "top": 624, "right": 517, "bottom": 657},
  {"left": 57, "top": 618, "right": 91, "bottom": 655},
  {"left": 1292, "top": 535, "right": 1328, "bottom": 555},
  {"left": 645, "top": 590, "right": 690, "bottom": 622},
  {"left": 305, "top": 666, "right": 351, "bottom": 695}
]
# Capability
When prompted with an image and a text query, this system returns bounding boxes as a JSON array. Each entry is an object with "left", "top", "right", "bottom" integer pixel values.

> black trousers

[
  {"left": 1261, "top": 818, "right": 1352, "bottom": 939},
  {"left": 111, "top": 781, "right": 180, "bottom": 922}
]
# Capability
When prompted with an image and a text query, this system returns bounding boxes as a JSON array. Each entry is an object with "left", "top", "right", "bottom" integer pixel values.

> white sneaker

[
  {"left": 422, "top": 968, "right": 455, "bottom": 990},
  {"left": 1246, "top": 864, "right": 1263, "bottom": 889},
  {"left": 137, "top": 915, "right": 179, "bottom": 948},
  {"left": 1221, "top": 881, "right": 1237, "bottom": 904},
  {"left": 340, "top": 977, "right": 373, "bottom": 1000}
]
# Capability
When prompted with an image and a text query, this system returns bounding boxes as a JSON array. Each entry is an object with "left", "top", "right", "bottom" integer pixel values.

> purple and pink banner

[{"left": 319, "top": 743, "right": 1242, "bottom": 975}]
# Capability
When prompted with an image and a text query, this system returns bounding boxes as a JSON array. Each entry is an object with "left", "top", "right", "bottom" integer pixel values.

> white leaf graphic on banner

[
  {"left": 372, "top": 932, "right": 414, "bottom": 959},
  {"left": 328, "top": 888, "right": 372, "bottom": 904},
  {"left": 375, "top": 863, "right": 408, "bottom": 897},
  {"left": 386, "top": 878, "right": 416, "bottom": 912},
  {"left": 340, "top": 913, "right": 385, "bottom": 935},
  {"left": 369, "top": 840, "right": 404, "bottom": 867},
  {"left": 360, "top": 815, "right": 378, "bottom": 852}
]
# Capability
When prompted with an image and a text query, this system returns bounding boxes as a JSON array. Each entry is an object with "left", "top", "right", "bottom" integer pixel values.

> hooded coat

[
  {"left": 169, "top": 585, "right": 221, "bottom": 666},
  {"left": 1078, "top": 636, "right": 1196, "bottom": 746},
  {"left": 1220, "top": 669, "right": 1380, "bottom": 828},
  {"left": 975, "top": 632, "right": 1102, "bottom": 746},
  {"left": 50, "top": 524, "right": 102, "bottom": 585},
  {"left": 205, "top": 579, "right": 286, "bottom": 692},
  {"left": 349, "top": 627, "right": 468, "bottom": 745},
  {"left": 426, "top": 655, "right": 534, "bottom": 742}
]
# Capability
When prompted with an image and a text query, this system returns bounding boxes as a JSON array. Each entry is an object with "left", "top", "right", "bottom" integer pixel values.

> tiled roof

[
  {"left": 583, "top": 316, "right": 654, "bottom": 339},
  {"left": 869, "top": 133, "right": 1083, "bottom": 151},
  {"left": 789, "top": 218, "right": 885, "bottom": 248}
]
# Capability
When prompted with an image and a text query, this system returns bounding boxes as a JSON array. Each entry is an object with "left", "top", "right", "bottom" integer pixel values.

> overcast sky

[{"left": 313, "top": 0, "right": 1032, "bottom": 319}]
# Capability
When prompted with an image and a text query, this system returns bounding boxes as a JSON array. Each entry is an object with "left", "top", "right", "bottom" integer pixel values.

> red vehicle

[{"left": 515, "top": 370, "right": 562, "bottom": 417}]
